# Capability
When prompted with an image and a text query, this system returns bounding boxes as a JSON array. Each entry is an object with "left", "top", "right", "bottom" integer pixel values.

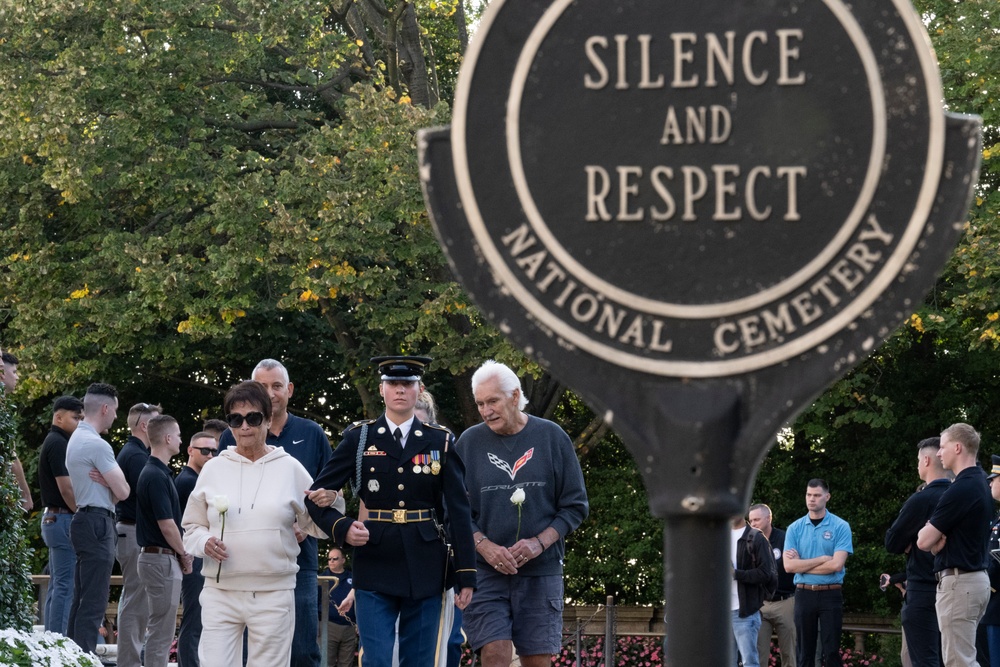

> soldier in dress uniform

[{"left": 306, "top": 355, "right": 476, "bottom": 667}]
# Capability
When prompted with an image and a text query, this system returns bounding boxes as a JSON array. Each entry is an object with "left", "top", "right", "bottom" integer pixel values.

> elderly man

[
  {"left": 37, "top": 395, "right": 85, "bottom": 634},
  {"left": 219, "top": 358, "right": 332, "bottom": 667},
  {"left": 307, "top": 355, "right": 476, "bottom": 667},
  {"left": 457, "top": 360, "right": 589, "bottom": 667},
  {"left": 917, "top": 423, "right": 992, "bottom": 667}
]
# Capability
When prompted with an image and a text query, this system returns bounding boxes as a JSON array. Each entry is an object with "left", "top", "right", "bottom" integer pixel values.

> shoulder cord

[{"left": 351, "top": 424, "right": 368, "bottom": 496}]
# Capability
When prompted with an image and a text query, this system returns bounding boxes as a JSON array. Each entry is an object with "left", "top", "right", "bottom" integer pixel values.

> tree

[{"left": 0, "top": 388, "right": 33, "bottom": 630}]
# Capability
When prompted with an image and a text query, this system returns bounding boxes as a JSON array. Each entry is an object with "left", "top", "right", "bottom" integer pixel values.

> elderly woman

[{"left": 182, "top": 381, "right": 331, "bottom": 667}]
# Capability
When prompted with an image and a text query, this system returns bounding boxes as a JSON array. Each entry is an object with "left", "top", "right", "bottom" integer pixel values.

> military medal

[
  {"left": 412, "top": 453, "right": 430, "bottom": 474},
  {"left": 430, "top": 450, "right": 441, "bottom": 475}
]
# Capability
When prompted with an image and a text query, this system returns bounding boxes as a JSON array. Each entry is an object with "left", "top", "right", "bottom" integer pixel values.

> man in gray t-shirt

[
  {"left": 65, "top": 383, "right": 129, "bottom": 654},
  {"left": 458, "top": 361, "right": 589, "bottom": 667}
]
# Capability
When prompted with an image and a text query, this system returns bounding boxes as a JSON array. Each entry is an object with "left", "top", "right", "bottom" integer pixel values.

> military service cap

[{"left": 371, "top": 355, "right": 432, "bottom": 382}]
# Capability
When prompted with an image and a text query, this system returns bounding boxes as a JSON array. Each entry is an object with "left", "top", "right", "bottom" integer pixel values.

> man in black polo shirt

[
  {"left": 917, "top": 423, "right": 992, "bottom": 667},
  {"left": 115, "top": 400, "right": 162, "bottom": 667},
  {"left": 749, "top": 503, "right": 797, "bottom": 667},
  {"left": 885, "top": 436, "right": 950, "bottom": 667},
  {"left": 136, "top": 415, "right": 193, "bottom": 667},
  {"left": 174, "top": 431, "right": 218, "bottom": 667},
  {"left": 37, "top": 395, "right": 84, "bottom": 635}
]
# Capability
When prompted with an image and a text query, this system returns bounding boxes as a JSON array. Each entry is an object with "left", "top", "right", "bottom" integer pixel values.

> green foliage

[
  {"left": 567, "top": 432, "right": 663, "bottom": 605},
  {"left": 0, "top": 392, "right": 34, "bottom": 630}
]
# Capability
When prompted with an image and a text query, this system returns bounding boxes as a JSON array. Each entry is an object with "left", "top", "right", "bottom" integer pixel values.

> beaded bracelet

[{"left": 535, "top": 536, "right": 545, "bottom": 551}]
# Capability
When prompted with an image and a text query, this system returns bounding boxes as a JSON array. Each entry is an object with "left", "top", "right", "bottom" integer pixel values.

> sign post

[{"left": 420, "top": 0, "right": 981, "bottom": 663}]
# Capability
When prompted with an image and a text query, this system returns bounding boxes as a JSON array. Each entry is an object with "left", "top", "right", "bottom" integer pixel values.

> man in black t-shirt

[
  {"left": 37, "top": 395, "right": 84, "bottom": 634},
  {"left": 136, "top": 415, "right": 193, "bottom": 667},
  {"left": 917, "top": 423, "right": 992, "bottom": 667}
]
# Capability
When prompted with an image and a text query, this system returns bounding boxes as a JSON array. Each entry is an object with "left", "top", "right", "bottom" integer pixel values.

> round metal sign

[{"left": 452, "top": 0, "right": 944, "bottom": 377}]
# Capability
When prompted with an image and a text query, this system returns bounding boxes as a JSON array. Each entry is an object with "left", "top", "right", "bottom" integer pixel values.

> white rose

[
  {"left": 510, "top": 488, "right": 526, "bottom": 505},
  {"left": 213, "top": 495, "right": 230, "bottom": 513}
]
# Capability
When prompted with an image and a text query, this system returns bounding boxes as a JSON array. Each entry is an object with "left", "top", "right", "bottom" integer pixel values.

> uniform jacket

[{"left": 307, "top": 414, "right": 476, "bottom": 599}]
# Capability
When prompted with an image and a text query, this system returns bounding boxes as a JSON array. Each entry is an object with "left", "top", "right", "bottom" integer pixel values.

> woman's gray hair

[{"left": 471, "top": 360, "right": 528, "bottom": 410}]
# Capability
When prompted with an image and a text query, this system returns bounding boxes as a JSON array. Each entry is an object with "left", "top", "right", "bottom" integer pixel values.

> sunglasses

[
  {"left": 194, "top": 447, "right": 218, "bottom": 457},
  {"left": 225, "top": 411, "right": 265, "bottom": 428},
  {"left": 130, "top": 402, "right": 153, "bottom": 430}
]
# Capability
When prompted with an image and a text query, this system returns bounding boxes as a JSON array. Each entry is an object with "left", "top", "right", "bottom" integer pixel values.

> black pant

[
  {"left": 794, "top": 588, "right": 843, "bottom": 667},
  {"left": 901, "top": 587, "right": 943, "bottom": 667},
  {"left": 67, "top": 511, "right": 116, "bottom": 654}
]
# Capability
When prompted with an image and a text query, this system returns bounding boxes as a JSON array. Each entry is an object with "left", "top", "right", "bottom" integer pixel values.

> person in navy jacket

[{"left": 306, "top": 356, "right": 476, "bottom": 667}]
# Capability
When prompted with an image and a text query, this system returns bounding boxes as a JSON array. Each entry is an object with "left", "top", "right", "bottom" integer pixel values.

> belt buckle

[{"left": 392, "top": 509, "right": 407, "bottom": 524}]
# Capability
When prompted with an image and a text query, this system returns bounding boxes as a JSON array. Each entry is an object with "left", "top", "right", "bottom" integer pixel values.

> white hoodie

[{"left": 182, "top": 446, "right": 327, "bottom": 591}]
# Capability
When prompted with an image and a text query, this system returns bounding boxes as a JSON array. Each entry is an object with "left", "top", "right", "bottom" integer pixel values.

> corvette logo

[{"left": 488, "top": 448, "right": 534, "bottom": 480}]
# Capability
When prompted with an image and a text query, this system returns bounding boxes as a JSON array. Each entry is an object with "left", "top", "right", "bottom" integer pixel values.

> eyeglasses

[
  {"left": 194, "top": 447, "right": 218, "bottom": 457},
  {"left": 328, "top": 556, "right": 343, "bottom": 561},
  {"left": 225, "top": 411, "right": 265, "bottom": 428}
]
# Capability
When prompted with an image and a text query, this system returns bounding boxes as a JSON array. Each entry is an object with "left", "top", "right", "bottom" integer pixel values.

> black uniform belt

[
  {"left": 936, "top": 567, "right": 983, "bottom": 582},
  {"left": 368, "top": 509, "right": 432, "bottom": 524},
  {"left": 141, "top": 546, "right": 176, "bottom": 556},
  {"left": 78, "top": 506, "right": 114, "bottom": 519},
  {"left": 797, "top": 584, "right": 841, "bottom": 591},
  {"left": 43, "top": 506, "right": 73, "bottom": 515}
]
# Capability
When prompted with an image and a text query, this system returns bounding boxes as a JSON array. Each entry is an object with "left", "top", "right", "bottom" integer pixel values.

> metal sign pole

[{"left": 419, "top": 0, "right": 982, "bottom": 663}]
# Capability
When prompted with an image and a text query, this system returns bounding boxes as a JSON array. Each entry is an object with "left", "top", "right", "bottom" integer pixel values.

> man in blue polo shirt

[
  {"left": 219, "top": 358, "right": 332, "bottom": 667},
  {"left": 917, "top": 423, "right": 992, "bottom": 667},
  {"left": 783, "top": 478, "right": 853, "bottom": 667}
]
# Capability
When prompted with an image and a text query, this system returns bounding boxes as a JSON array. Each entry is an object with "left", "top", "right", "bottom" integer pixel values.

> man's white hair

[
  {"left": 471, "top": 360, "right": 528, "bottom": 410},
  {"left": 253, "top": 358, "right": 290, "bottom": 383}
]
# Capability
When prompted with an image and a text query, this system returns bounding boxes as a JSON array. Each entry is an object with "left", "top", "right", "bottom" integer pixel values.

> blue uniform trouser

[
  {"left": 177, "top": 557, "right": 204, "bottom": 666},
  {"left": 67, "top": 510, "right": 116, "bottom": 654},
  {"left": 356, "top": 589, "right": 447, "bottom": 667},
  {"left": 42, "top": 511, "right": 75, "bottom": 635},
  {"left": 292, "top": 567, "right": 321, "bottom": 667},
  {"left": 901, "top": 587, "right": 942, "bottom": 667},
  {"left": 447, "top": 607, "right": 464, "bottom": 667}
]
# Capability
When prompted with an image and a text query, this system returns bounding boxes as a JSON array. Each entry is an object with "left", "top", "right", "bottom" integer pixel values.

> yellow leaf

[{"left": 70, "top": 285, "right": 90, "bottom": 299}]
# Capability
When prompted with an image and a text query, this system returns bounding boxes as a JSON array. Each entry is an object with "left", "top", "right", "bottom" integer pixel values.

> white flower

[
  {"left": 510, "top": 488, "right": 526, "bottom": 505},
  {"left": 213, "top": 494, "right": 230, "bottom": 513},
  {"left": 0, "top": 629, "right": 101, "bottom": 666}
]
